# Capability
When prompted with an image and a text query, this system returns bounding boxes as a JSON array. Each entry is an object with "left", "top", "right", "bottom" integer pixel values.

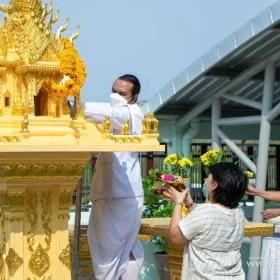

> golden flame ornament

[
  {"left": 5, "top": 248, "right": 23, "bottom": 276},
  {"left": 28, "top": 243, "right": 50, "bottom": 277}
]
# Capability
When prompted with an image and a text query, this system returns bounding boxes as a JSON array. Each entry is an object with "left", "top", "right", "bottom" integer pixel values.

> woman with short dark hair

[{"left": 164, "top": 162, "right": 248, "bottom": 280}]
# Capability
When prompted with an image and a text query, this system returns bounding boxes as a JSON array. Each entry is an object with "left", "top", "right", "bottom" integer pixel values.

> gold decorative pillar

[
  {"left": 74, "top": 95, "right": 84, "bottom": 120},
  {"left": 165, "top": 239, "right": 184, "bottom": 280},
  {"left": 21, "top": 73, "right": 36, "bottom": 115},
  {"left": 0, "top": 152, "right": 90, "bottom": 280}
]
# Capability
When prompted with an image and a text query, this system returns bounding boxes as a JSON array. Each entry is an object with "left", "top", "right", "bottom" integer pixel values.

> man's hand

[
  {"left": 246, "top": 184, "right": 257, "bottom": 196},
  {"left": 261, "top": 208, "right": 280, "bottom": 220}
]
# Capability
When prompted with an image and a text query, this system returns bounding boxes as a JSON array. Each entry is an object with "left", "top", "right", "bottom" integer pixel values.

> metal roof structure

[
  {"left": 141, "top": 1, "right": 280, "bottom": 126},
  {"left": 141, "top": 2, "right": 280, "bottom": 279}
]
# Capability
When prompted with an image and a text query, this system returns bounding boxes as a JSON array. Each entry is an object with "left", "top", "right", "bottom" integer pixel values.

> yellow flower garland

[{"left": 52, "top": 38, "right": 86, "bottom": 96}]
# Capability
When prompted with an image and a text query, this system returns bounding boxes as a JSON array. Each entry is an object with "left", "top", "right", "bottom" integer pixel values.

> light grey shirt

[{"left": 179, "top": 204, "right": 245, "bottom": 280}]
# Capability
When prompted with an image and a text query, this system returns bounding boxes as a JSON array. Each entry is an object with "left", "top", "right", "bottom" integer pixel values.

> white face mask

[{"left": 110, "top": 93, "right": 133, "bottom": 107}]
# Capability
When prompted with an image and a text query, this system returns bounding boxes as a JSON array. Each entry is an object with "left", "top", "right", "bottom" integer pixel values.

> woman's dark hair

[
  {"left": 209, "top": 162, "right": 248, "bottom": 209},
  {"left": 118, "top": 74, "right": 141, "bottom": 96}
]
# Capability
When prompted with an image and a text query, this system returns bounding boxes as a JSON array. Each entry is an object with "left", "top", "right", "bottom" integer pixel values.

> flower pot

[{"left": 153, "top": 251, "right": 170, "bottom": 280}]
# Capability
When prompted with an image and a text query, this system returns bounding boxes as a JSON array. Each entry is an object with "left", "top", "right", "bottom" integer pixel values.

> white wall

[
  {"left": 158, "top": 119, "right": 280, "bottom": 154},
  {"left": 157, "top": 119, "right": 178, "bottom": 154},
  {"left": 195, "top": 121, "right": 280, "bottom": 141}
]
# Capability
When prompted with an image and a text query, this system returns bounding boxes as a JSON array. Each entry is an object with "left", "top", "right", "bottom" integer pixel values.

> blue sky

[{"left": 0, "top": 0, "right": 278, "bottom": 102}]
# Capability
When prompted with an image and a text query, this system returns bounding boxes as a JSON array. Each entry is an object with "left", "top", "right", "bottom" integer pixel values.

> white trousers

[{"left": 87, "top": 197, "right": 144, "bottom": 280}]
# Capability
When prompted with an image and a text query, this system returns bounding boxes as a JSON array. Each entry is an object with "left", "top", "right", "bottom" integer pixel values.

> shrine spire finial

[
  {"left": 56, "top": 16, "right": 69, "bottom": 39},
  {"left": 70, "top": 24, "right": 80, "bottom": 43}
]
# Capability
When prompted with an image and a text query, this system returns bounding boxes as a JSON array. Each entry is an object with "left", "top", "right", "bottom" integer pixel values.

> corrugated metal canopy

[{"left": 141, "top": 1, "right": 280, "bottom": 120}]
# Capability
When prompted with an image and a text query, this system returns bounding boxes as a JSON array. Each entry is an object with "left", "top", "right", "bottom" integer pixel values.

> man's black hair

[
  {"left": 118, "top": 74, "right": 141, "bottom": 96},
  {"left": 209, "top": 162, "right": 248, "bottom": 209}
]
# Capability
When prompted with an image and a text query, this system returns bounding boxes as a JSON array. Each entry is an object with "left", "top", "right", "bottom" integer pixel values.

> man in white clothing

[{"left": 85, "top": 75, "right": 144, "bottom": 280}]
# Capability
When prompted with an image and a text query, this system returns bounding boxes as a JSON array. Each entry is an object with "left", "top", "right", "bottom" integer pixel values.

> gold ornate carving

[
  {"left": 58, "top": 243, "right": 71, "bottom": 270},
  {"left": 120, "top": 119, "right": 129, "bottom": 135},
  {"left": 0, "top": 21, "right": 8, "bottom": 57},
  {"left": 0, "top": 67, "right": 6, "bottom": 74},
  {"left": 39, "top": 47, "right": 57, "bottom": 62},
  {"left": 62, "top": 98, "right": 70, "bottom": 115},
  {"left": 0, "top": 60, "right": 24, "bottom": 67},
  {"left": 6, "top": 190, "right": 25, "bottom": 212},
  {"left": 0, "top": 191, "right": 6, "bottom": 261},
  {"left": 28, "top": 243, "right": 50, "bottom": 277},
  {"left": 140, "top": 221, "right": 274, "bottom": 239},
  {"left": 138, "top": 234, "right": 151, "bottom": 241},
  {"left": 0, "top": 255, "right": 4, "bottom": 276},
  {"left": 26, "top": 190, "right": 37, "bottom": 252},
  {"left": 0, "top": 209, "right": 5, "bottom": 275},
  {"left": 58, "top": 214, "right": 70, "bottom": 220},
  {"left": 59, "top": 188, "right": 75, "bottom": 210},
  {"left": 0, "top": 136, "right": 21, "bottom": 143},
  {"left": 0, "top": 191, "right": 6, "bottom": 208},
  {"left": 12, "top": 101, "right": 24, "bottom": 116},
  {"left": 27, "top": 192, "right": 52, "bottom": 277},
  {"left": 21, "top": 113, "right": 29, "bottom": 132},
  {"left": 0, "top": 163, "right": 84, "bottom": 179},
  {"left": 5, "top": 217, "right": 24, "bottom": 223},
  {"left": 27, "top": 276, "right": 52, "bottom": 280},
  {"left": 139, "top": 225, "right": 169, "bottom": 238},
  {"left": 36, "top": 77, "right": 46, "bottom": 95},
  {"left": 69, "top": 234, "right": 93, "bottom": 274},
  {"left": 5, "top": 248, "right": 23, "bottom": 276},
  {"left": 23, "top": 100, "right": 35, "bottom": 115},
  {"left": 245, "top": 226, "right": 273, "bottom": 237},
  {"left": 142, "top": 111, "right": 159, "bottom": 134},
  {"left": 41, "top": 192, "right": 52, "bottom": 251},
  {"left": 4, "top": 3, "right": 61, "bottom": 63},
  {"left": 100, "top": 115, "right": 110, "bottom": 133},
  {"left": 15, "top": 65, "right": 60, "bottom": 75},
  {"left": 8, "top": 0, "right": 43, "bottom": 14},
  {"left": 111, "top": 136, "right": 142, "bottom": 144}
]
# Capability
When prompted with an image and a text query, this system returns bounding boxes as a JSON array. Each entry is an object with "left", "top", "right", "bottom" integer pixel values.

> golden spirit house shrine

[{"left": 0, "top": 1, "right": 164, "bottom": 279}]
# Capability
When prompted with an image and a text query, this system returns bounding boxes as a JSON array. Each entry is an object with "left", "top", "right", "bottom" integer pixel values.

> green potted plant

[{"left": 142, "top": 168, "right": 172, "bottom": 280}]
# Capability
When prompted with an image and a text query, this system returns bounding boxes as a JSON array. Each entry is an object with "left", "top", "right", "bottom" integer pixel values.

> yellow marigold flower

[
  {"left": 200, "top": 154, "right": 210, "bottom": 165},
  {"left": 163, "top": 158, "right": 169, "bottom": 165},
  {"left": 201, "top": 149, "right": 221, "bottom": 167},
  {"left": 169, "top": 154, "right": 177, "bottom": 159},
  {"left": 65, "top": 78, "right": 75, "bottom": 88},
  {"left": 178, "top": 158, "right": 193, "bottom": 167},
  {"left": 244, "top": 171, "right": 254, "bottom": 178},
  {"left": 178, "top": 159, "right": 185, "bottom": 167},
  {"left": 163, "top": 154, "right": 177, "bottom": 165}
]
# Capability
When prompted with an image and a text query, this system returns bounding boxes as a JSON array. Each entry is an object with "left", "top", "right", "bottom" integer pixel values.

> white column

[
  {"left": 212, "top": 97, "right": 221, "bottom": 149},
  {"left": 216, "top": 128, "right": 256, "bottom": 173},
  {"left": 182, "top": 119, "right": 200, "bottom": 157},
  {"left": 248, "top": 60, "right": 276, "bottom": 280}
]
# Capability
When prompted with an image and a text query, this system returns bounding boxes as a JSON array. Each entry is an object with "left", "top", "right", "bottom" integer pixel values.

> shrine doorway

[{"left": 34, "top": 82, "right": 50, "bottom": 116}]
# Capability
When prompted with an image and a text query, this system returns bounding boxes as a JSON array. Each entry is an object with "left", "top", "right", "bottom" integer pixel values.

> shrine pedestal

[{"left": 0, "top": 152, "right": 90, "bottom": 280}]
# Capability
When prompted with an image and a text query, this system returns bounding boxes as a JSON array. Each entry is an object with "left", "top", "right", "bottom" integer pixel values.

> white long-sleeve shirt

[{"left": 76, "top": 101, "right": 144, "bottom": 200}]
